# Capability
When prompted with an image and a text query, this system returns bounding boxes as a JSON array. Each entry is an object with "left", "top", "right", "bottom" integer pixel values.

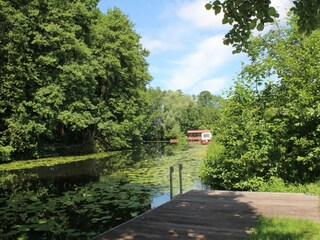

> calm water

[{"left": 0, "top": 143, "right": 207, "bottom": 239}]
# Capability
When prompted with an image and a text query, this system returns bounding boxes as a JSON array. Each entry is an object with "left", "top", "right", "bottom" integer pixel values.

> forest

[
  {"left": 1, "top": 0, "right": 320, "bottom": 192},
  {"left": 202, "top": 17, "right": 320, "bottom": 190},
  {"left": 0, "top": 0, "right": 222, "bottom": 162},
  {"left": 1, "top": 1, "right": 320, "bottom": 239}
]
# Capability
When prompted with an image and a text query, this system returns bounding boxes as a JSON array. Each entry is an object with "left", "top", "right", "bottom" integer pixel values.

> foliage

[
  {"left": 0, "top": 0, "right": 221, "bottom": 161},
  {"left": 162, "top": 90, "right": 197, "bottom": 139},
  {"left": 0, "top": 1, "right": 151, "bottom": 161},
  {"left": 0, "top": 144, "right": 207, "bottom": 239},
  {"left": 0, "top": 145, "right": 14, "bottom": 162},
  {"left": 115, "top": 145, "right": 207, "bottom": 195},
  {"left": 200, "top": 141, "right": 225, "bottom": 187},
  {"left": 143, "top": 89, "right": 223, "bottom": 141},
  {"left": 0, "top": 174, "right": 153, "bottom": 240},
  {"left": 92, "top": 8, "right": 151, "bottom": 151},
  {"left": 142, "top": 88, "right": 166, "bottom": 140},
  {"left": 197, "top": 91, "right": 224, "bottom": 129},
  {"left": 248, "top": 216, "right": 320, "bottom": 240},
  {"left": 202, "top": 19, "right": 320, "bottom": 190},
  {"left": 205, "top": 0, "right": 320, "bottom": 52},
  {"left": 258, "top": 177, "right": 320, "bottom": 195}
]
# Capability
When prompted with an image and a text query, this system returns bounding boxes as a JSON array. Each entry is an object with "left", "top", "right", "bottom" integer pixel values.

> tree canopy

[
  {"left": 143, "top": 88, "right": 223, "bottom": 141},
  {"left": 202, "top": 18, "right": 320, "bottom": 190},
  {"left": 0, "top": 0, "right": 151, "bottom": 160},
  {"left": 205, "top": 0, "right": 320, "bottom": 53}
]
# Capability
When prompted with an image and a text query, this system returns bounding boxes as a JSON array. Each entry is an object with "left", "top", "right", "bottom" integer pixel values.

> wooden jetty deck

[{"left": 93, "top": 190, "right": 320, "bottom": 240}]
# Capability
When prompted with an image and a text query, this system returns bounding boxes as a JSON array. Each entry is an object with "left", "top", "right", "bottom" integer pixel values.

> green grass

[
  {"left": 258, "top": 177, "right": 320, "bottom": 195},
  {"left": 248, "top": 216, "right": 320, "bottom": 240}
]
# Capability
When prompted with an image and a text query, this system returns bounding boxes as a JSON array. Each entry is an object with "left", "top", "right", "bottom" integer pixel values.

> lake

[{"left": 0, "top": 143, "right": 208, "bottom": 239}]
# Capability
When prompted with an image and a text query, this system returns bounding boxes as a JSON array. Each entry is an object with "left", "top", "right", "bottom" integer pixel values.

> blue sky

[{"left": 98, "top": 0, "right": 292, "bottom": 95}]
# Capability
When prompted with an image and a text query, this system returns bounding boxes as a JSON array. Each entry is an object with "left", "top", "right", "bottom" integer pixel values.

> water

[{"left": 0, "top": 143, "right": 207, "bottom": 239}]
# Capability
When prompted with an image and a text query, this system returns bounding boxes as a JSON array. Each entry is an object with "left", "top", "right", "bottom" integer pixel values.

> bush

[
  {"left": 200, "top": 141, "right": 226, "bottom": 188},
  {"left": 0, "top": 145, "right": 14, "bottom": 162},
  {"left": 258, "top": 177, "right": 320, "bottom": 194}
]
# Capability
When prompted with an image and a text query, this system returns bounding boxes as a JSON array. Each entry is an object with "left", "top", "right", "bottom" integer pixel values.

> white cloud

[
  {"left": 142, "top": 0, "right": 228, "bottom": 55},
  {"left": 177, "top": 0, "right": 293, "bottom": 29},
  {"left": 271, "top": 0, "right": 293, "bottom": 22},
  {"left": 177, "top": 0, "right": 225, "bottom": 29},
  {"left": 141, "top": 22, "right": 192, "bottom": 55},
  {"left": 146, "top": 0, "right": 295, "bottom": 94},
  {"left": 140, "top": 36, "right": 164, "bottom": 52},
  {"left": 165, "top": 35, "right": 236, "bottom": 93},
  {"left": 146, "top": 0, "right": 248, "bottom": 94},
  {"left": 189, "top": 77, "right": 229, "bottom": 95}
]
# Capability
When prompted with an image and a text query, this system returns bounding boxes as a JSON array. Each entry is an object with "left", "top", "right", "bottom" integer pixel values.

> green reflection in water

[{"left": 0, "top": 144, "right": 207, "bottom": 239}]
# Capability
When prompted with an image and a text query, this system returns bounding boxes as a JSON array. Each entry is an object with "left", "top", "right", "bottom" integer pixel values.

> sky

[{"left": 97, "top": 0, "right": 292, "bottom": 95}]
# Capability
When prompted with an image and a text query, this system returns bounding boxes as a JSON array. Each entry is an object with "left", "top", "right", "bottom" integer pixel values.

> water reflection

[
  {"left": 151, "top": 192, "right": 170, "bottom": 208},
  {"left": 0, "top": 143, "right": 205, "bottom": 239}
]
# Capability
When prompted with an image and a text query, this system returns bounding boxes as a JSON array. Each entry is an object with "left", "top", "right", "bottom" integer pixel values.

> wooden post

[
  {"left": 179, "top": 164, "right": 183, "bottom": 195},
  {"left": 170, "top": 166, "right": 174, "bottom": 200}
]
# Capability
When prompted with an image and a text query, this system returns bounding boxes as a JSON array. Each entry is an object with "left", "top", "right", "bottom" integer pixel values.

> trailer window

[{"left": 202, "top": 133, "right": 211, "bottom": 139}]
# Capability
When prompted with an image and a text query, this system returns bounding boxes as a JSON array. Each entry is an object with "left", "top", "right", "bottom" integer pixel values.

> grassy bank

[{"left": 248, "top": 217, "right": 320, "bottom": 240}]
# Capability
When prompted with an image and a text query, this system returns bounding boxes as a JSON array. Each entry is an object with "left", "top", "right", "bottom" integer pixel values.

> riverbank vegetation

[
  {"left": 0, "top": 144, "right": 206, "bottom": 239},
  {"left": 0, "top": 0, "right": 151, "bottom": 161},
  {"left": 0, "top": 0, "right": 222, "bottom": 162},
  {"left": 201, "top": 17, "right": 320, "bottom": 191},
  {"left": 248, "top": 217, "right": 320, "bottom": 240},
  {"left": 2, "top": 0, "right": 319, "bottom": 239},
  {"left": 1, "top": 0, "right": 319, "bottom": 194}
]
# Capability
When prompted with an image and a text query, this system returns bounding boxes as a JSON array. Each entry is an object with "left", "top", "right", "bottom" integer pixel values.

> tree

[
  {"left": 91, "top": 8, "right": 151, "bottom": 150},
  {"left": 143, "top": 88, "right": 165, "bottom": 141},
  {"left": 205, "top": 0, "right": 320, "bottom": 53},
  {"left": 202, "top": 19, "right": 320, "bottom": 190},
  {"left": 197, "top": 91, "right": 223, "bottom": 129},
  {"left": 0, "top": 2, "right": 151, "bottom": 160},
  {"left": 142, "top": 89, "right": 207, "bottom": 141},
  {"left": 0, "top": 0, "right": 99, "bottom": 159},
  {"left": 162, "top": 90, "right": 198, "bottom": 139}
]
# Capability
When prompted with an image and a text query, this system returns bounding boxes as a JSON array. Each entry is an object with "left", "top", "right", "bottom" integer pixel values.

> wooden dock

[{"left": 93, "top": 190, "right": 320, "bottom": 240}]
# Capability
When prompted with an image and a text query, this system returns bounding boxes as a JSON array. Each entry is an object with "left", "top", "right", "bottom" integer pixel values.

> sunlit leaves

[
  {"left": 292, "top": 0, "right": 320, "bottom": 34},
  {"left": 0, "top": 1, "right": 151, "bottom": 159},
  {"left": 202, "top": 21, "right": 320, "bottom": 190},
  {"left": 205, "top": 0, "right": 278, "bottom": 52},
  {"left": 205, "top": 0, "right": 320, "bottom": 53}
]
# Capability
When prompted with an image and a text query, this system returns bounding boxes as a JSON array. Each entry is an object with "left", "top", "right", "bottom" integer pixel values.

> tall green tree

[
  {"left": 142, "top": 89, "right": 224, "bottom": 141},
  {"left": 197, "top": 91, "right": 223, "bottom": 129},
  {"left": 0, "top": 2, "right": 151, "bottom": 160},
  {"left": 91, "top": 8, "right": 151, "bottom": 150},
  {"left": 202, "top": 19, "right": 320, "bottom": 190},
  {"left": 161, "top": 90, "right": 198, "bottom": 139},
  {"left": 0, "top": 0, "right": 99, "bottom": 159},
  {"left": 143, "top": 88, "right": 165, "bottom": 141}
]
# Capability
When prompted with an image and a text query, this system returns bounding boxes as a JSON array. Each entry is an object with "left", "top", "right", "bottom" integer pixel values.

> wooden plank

[{"left": 92, "top": 190, "right": 320, "bottom": 240}]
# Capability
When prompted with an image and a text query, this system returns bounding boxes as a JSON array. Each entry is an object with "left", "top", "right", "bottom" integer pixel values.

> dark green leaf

[
  {"left": 268, "top": 7, "right": 277, "bottom": 16},
  {"left": 205, "top": 3, "right": 212, "bottom": 10},
  {"left": 257, "top": 22, "right": 264, "bottom": 31}
]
